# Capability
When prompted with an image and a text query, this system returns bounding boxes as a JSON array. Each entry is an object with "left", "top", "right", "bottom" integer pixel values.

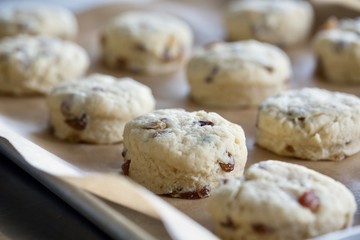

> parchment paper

[{"left": 1, "top": 0, "right": 360, "bottom": 239}]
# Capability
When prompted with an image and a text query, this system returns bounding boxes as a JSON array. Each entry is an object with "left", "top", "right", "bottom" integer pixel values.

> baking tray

[
  {"left": 0, "top": 138, "right": 159, "bottom": 240},
  {"left": 0, "top": 0, "right": 359, "bottom": 239}
]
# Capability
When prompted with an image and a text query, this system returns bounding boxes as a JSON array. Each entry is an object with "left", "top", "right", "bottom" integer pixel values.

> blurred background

[{"left": 0, "top": 0, "right": 155, "bottom": 11}]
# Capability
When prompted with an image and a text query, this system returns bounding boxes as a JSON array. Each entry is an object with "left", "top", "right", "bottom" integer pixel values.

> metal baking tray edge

[{"left": 0, "top": 137, "right": 157, "bottom": 240}]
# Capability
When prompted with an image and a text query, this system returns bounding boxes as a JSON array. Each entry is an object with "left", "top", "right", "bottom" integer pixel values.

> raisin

[
  {"left": 219, "top": 152, "right": 235, "bottom": 172},
  {"left": 170, "top": 186, "right": 210, "bottom": 199},
  {"left": 143, "top": 121, "right": 167, "bottom": 130},
  {"left": 121, "top": 160, "right": 131, "bottom": 176},
  {"left": 65, "top": 113, "right": 88, "bottom": 130},
  {"left": 60, "top": 101, "right": 71, "bottom": 116},
  {"left": 251, "top": 223, "right": 274, "bottom": 234},
  {"left": 221, "top": 159, "right": 234, "bottom": 172},
  {"left": 162, "top": 35, "right": 176, "bottom": 62},
  {"left": 92, "top": 87, "right": 105, "bottom": 92},
  {"left": 197, "top": 186, "right": 210, "bottom": 198},
  {"left": 334, "top": 40, "right": 348, "bottom": 53},
  {"left": 285, "top": 145, "right": 295, "bottom": 153},
  {"left": 16, "top": 22, "right": 29, "bottom": 31},
  {"left": 134, "top": 43, "right": 147, "bottom": 52},
  {"left": 220, "top": 217, "right": 238, "bottom": 229},
  {"left": 298, "top": 190, "right": 320, "bottom": 212},
  {"left": 264, "top": 65, "right": 274, "bottom": 73},
  {"left": 121, "top": 148, "right": 127, "bottom": 158},
  {"left": 199, "top": 120, "right": 214, "bottom": 127},
  {"left": 60, "top": 98, "right": 86, "bottom": 130},
  {"left": 145, "top": 120, "right": 170, "bottom": 138},
  {"left": 205, "top": 65, "right": 219, "bottom": 83},
  {"left": 222, "top": 178, "right": 229, "bottom": 184},
  {"left": 298, "top": 117, "right": 305, "bottom": 121},
  {"left": 116, "top": 57, "right": 127, "bottom": 68}
]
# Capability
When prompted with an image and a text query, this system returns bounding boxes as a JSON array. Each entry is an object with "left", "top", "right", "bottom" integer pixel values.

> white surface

[{"left": 0, "top": 121, "right": 84, "bottom": 176}]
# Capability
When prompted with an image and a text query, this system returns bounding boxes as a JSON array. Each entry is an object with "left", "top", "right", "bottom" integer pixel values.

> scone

[
  {"left": 256, "top": 88, "right": 360, "bottom": 161},
  {"left": 100, "top": 11, "right": 193, "bottom": 75},
  {"left": 122, "top": 109, "right": 247, "bottom": 198},
  {"left": 186, "top": 40, "right": 291, "bottom": 107},
  {"left": 47, "top": 74, "right": 155, "bottom": 144},
  {"left": 314, "top": 17, "right": 360, "bottom": 84},
  {"left": 226, "top": 0, "right": 313, "bottom": 47},
  {"left": 0, "top": 5, "right": 77, "bottom": 39},
  {"left": 0, "top": 35, "right": 89, "bottom": 95},
  {"left": 209, "top": 160, "right": 356, "bottom": 240}
]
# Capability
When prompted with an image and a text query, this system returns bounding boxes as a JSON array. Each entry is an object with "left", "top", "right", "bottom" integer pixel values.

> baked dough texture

[
  {"left": 47, "top": 74, "right": 155, "bottom": 144},
  {"left": 122, "top": 109, "right": 247, "bottom": 199},
  {"left": 314, "top": 17, "right": 360, "bottom": 84},
  {"left": 256, "top": 88, "right": 360, "bottom": 161},
  {"left": 186, "top": 40, "right": 291, "bottom": 107},
  {"left": 209, "top": 160, "right": 356, "bottom": 240},
  {"left": 0, "top": 5, "right": 77, "bottom": 39},
  {"left": 101, "top": 11, "right": 193, "bottom": 75},
  {"left": 226, "top": 0, "right": 313, "bottom": 47},
  {"left": 0, "top": 35, "right": 89, "bottom": 95}
]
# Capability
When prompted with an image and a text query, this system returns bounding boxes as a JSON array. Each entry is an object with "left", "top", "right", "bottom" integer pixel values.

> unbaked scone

[
  {"left": 314, "top": 17, "right": 360, "bottom": 84},
  {"left": 226, "top": 0, "right": 314, "bottom": 47},
  {"left": 186, "top": 40, "right": 291, "bottom": 107},
  {"left": 122, "top": 109, "right": 247, "bottom": 198},
  {"left": 0, "top": 35, "right": 89, "bottom": 95},
  {"left": 47, "top": 74, "right": 155, "bottom": 144},
  {"left": 100, "top": 11, "right": 193, "bottom": 75},
  {"left": 256, "top": 88, "right": 360, "bottom": 161},
  {"left": 0, "top": 5, "right": 77, "bottom": 39},
  {"left": 209, "top": 160, "right": 356, "bottom": 240}
]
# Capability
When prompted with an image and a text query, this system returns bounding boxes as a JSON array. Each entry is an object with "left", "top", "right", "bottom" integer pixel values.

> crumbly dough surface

[
  {"left": 122, "top": 109, "right": 247, "bottom": 198},
  {"left": 226, "top": 0, "right": 313, "bottom": 47},
  {"left": 0, "top": 5, "right": 77, "bottom": 39},
  {"left": 209, "top": 160, "right": 357, "bottom": 240},
  {"left": 0, "top": 35, "right": 89, "bottom": 95},
  {"left": 256, "top": 88, "right": 360, "bottom": 160},
  {"left": 314, "top": 17, "right": 360, "bottom": 83},
  {"left": 47, "top": 74, "right": 155, "bottom": 144},
  {"left": 186, "top": 40, "right": 291, "bottom": 107},
  {"left": 101, "top": 11, "right": 193, "bottom": 75}
]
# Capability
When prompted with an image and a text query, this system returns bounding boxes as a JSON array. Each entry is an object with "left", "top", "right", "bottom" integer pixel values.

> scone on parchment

[
  {"left": 226, "top": 0, "right": 313, "bottom": 47},
  {"left": 0, "top": 35, "right": 89, "bottom": 95},
  {"left": 256, "top": 88, "right": 360, "bottom": 161},
  {"left": 314, "top": 17, "right": 360, "bottom": 84},
  {"left": 0, "top": 5, "right": 77, "bottom": 39},
  {"left": 209, "top": 160, "right": 356, "bottom": 240},
  {"left": 47, "top": 74, "right": 155, "bottom": 144},
  {"left": 100, "top": 11, "right": 193, "bottom": 75},
  {"left": 186, "top": 40, "right": 291, "bottom": 107},
  {"left": 122, "top": 109, "right": 247, "bottom": 199}
]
